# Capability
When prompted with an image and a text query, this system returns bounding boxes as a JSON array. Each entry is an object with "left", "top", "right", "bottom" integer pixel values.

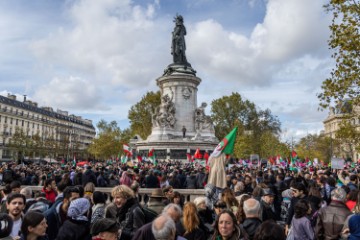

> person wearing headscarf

[{"left": 56, "top": 198, "right": 92, "bottom": 240}]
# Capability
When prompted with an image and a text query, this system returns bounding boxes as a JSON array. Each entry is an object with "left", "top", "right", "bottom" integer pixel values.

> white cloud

[{"left": 33, "top": 76, "right": 104, "bottom": 110}]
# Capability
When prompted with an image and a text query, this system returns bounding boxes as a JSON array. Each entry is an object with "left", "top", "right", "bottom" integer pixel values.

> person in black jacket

[
  {"left": 111, "top": 185, "right": 144, "bottom": 240},
  {"left": 82, "top": 166, "right": 97, "bottom": 187},
  {"left": 56, "top": 197, "right": 91, "bottom": 240},
  {"left": 242, "top": 198, "right": 262, "bottom": 240},
  {"left": 260, "top": 188, "right": 278, "bottom": 222},
  {"left": 144, "top": 170, "right": 159, "bottom": 188}
]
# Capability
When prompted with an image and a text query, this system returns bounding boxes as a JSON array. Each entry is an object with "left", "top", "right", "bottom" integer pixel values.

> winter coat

[
  {"left": 116, "top": 198, "right": 145, "bottom": 240},
  {"left": 44, "top": 199, "right": 64, "bottom": 240},
  {"left": 242, "top": 217, "right": 262, "bottom": 239},
  {"left": 144, "top": 174, "right": 159, "bottom": 188},
  {"left": 260, "top": 200, "right": 277, "bottom": 222},
  {"left": 185, "top": 175, "right": 197, "bottom": 189},
  {"left": 291, "top": 216, "right": 314, "bottom": 240},
  {"left": 315, "top": 200, "right": 351, "bottom": 240},
  {"left": 146, "top": 199, "right": 165, "bottom": 215},
  {"left": 131, "top": 222, "right": 155, "bottom": 240},
  {"left": 176, "top": 220, "right": 207, "bottom": 240},
  {"left": 82, "top": 169, "right": 97, "bottom": 187},
  {"left": 348, "top": 214, "right": 360, "bottom": 240},
  {"left": 55, "top": 219, "right": 91, "bottom": 240},
  {"left": 42, "top": 188, "right": 57, "bottom": 203},
  {"left": 207, "top": 155, "right": 227, "bottom": 189}
]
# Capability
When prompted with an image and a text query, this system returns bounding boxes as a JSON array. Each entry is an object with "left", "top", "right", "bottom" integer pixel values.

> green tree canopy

[
  {"left": 296, "top": 133, "right": 333, "bottom": 163},
  {"left": 128, "top": 91, "right": 161, "bottom": 139},
  {"left": 319, "top": 0, "right": 360, "bottom": 109},
  {"left": 87, "top": 120, "right": 130, "bottom": 160},
  {"left": 210, "top": 92, "right": 282, "bottom": 158}
]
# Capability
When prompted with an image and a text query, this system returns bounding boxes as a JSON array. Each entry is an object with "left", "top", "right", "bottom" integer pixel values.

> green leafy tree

[
  {"left": 296, "top": 133, "right": 333, "bottom": 163},
  {"left": 211, "top": 92, "right": 281, "bottom": 158},
  {"left": 128, "top": 91, "right": 161, "bottom": 139},
  {"left": 319, "top": 1, "right": 360, "bottom": 108},
  {"left": 9, "top": 127, "right": 32, "bottom": 161},
  {"left": 211, "top": 92, "right": 257, "bottom": 140},
  {"left": 334, "top": 120, "right": 360, "bottom": 159},
  {"left": 87, "top": 120, "right": 129, "bottom": 160}
]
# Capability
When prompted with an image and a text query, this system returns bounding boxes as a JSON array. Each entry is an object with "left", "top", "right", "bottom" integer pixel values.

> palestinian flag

[
  {"left": 149, "top": 149, "right": 157, "bottom": 166},
  {"left": 72, "top": 155, "right": 76, "bottom": 167},
  {"left": 210, "top": 127, "right": 238, "bottom": 158}
]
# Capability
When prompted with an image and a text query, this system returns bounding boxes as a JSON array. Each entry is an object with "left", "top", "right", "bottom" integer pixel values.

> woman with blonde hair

[
  {"left": 176, "top": 202, "right": 208, "bottom": 240},
  {"left": 110, "top": 185, "right": 144, "bottom": 240}
]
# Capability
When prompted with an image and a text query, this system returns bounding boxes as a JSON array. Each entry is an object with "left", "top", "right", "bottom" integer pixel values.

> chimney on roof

[{"left": 23, "top": 95, "right": 27, "bottom": 102}]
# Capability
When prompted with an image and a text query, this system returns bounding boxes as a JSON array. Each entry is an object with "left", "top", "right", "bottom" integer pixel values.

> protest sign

[{"left": 331, "top": 158, "right": 344, "bottom": 169}]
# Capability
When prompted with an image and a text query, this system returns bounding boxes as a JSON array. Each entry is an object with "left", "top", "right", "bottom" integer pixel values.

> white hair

[
  {"left": 151, "top": 214, "right": 176, "bottom": 240},
  {"left": 193, "top": 196, "right": 206, "bottom": 208},
  {"left": 243, "top": 198, "right": 261, "bottom": 216},
  {"left": 162, "top": 203, "right": 183, "bottom": 217},
  {"left": 20, "top": 187, "right": 33, "bottom": 199}
]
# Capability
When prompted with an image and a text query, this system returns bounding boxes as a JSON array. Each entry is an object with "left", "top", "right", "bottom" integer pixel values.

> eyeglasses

[{"left": 290, "top": 188, "right": 298, "bottom": 193}]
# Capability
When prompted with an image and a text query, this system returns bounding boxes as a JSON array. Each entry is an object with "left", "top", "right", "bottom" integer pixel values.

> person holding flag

[{"left": 207, "top": 127, "right": 238, "bottom": 190}]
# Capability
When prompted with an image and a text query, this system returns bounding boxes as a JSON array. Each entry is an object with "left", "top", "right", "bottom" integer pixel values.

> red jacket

[{"left": 42, "top": 188, "right": 57, "bottom": 203}]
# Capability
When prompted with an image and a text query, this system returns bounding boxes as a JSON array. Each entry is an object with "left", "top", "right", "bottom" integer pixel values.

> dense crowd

[{"left": 0, "top": 159, "right": 359, "bottom": 240}]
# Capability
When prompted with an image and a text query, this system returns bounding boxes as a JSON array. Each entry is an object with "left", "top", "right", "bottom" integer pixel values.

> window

[
  {"left": 27, "top": 121, "right": 29, "bottom": 127},
  {"left": 4, "top": 116, "right": 7, "bottom": 123},
  {"left": 10, "top": 118, "right": 12, "bottom": 124},
  {"left": 32, "top": 123, "right": 34, "bottom": 128},
  {"left": 16, "top": 119, "right": 18, "bottom": 126},
  {"left": 37, "top": 124, "right": 39, "bottom": 129},
  {"left": 22, "top": 120, "right": 24, "bottom": 127}
]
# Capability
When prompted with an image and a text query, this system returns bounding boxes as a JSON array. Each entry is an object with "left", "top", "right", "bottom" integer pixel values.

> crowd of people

[{"left": 0, "top": 159, "right": 359, "bottom": 239}]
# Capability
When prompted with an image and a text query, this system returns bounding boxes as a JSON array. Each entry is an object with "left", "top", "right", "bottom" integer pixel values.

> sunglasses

[{"left": 214, "top": 204, "right": 226, "bottom": 209}]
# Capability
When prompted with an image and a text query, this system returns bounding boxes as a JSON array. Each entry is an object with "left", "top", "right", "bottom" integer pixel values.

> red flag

[
  {"left": 137, "top": 155, "right": 142, "bottom": 163},
  {"left": 291, "top": 150, "right": 297, "bottom": 158},
  {"left": 204, "top": 152, "right": 209, "bottom": 164},
  {"left": 186, "top": 153, "right": 192, "bottom": 162},
  {"left": 194, "top": 148, "right": 202, "bottom": 159}
]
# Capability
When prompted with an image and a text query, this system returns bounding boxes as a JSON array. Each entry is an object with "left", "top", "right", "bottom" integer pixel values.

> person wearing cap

[
  {"left": 315, "top": 187, "right": 351, "bottom": 239},
  {"left": 260, "top": 188, "right": 277, "bottom": 222},
  {"left": 146, "top": 188, "right": 166, "bottom": 214},
  {"left": 91, "top": 218, "right": 119, "bottom": 240}
]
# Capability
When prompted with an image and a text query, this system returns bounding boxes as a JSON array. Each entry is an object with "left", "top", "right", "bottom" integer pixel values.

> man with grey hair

[
  {"left": 315, "top": 187, "right": 352, "bottom": 239},
  {"left": 20, "top": 187, "right": 36, "bottom": 213},
  {"left": 242, "top": 198, "right": 262, "bottom": 240},
  {"left": 131, "top": 204, "right": 183, "bottom": 240},
  {"left": 152, "top": 214, "right": 176, "bottom": 240}
]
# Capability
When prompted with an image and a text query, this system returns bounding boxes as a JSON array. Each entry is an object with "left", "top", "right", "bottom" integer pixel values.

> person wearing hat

[
  {"left": 146, "top": 189, "right": 166, "bottom": 215},
  {"left": 260, "top": 188, "right": 277, "bottom": 222},
  {"left": 91, "top": 218, "right": 119, "bottom": 240},
  {"left": 315, "top": 187, "right": 352, "bottom": 239}
]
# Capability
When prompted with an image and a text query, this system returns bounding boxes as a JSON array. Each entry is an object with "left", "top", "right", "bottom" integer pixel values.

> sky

[{"left": 0, "top": 0, "right": 334, "bottom": 143}]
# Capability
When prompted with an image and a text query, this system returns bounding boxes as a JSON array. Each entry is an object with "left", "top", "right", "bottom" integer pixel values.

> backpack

[{"left": 142, "top": 207, "right": 158, "bottom": 223}]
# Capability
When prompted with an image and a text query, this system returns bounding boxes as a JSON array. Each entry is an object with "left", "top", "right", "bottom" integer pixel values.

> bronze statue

[{"left": 171, "top": 14, "right": 188, "bottom": 64}]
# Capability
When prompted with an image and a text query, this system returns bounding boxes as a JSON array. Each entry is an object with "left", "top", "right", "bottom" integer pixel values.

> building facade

[
  {"left": 323, "top": 101, "right": 360, "bottom": 161},
  {"left": 0, "top": 94, "right": 96, "bottom": 161}
]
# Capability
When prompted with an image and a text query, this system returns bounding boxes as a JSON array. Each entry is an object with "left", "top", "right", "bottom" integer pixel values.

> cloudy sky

[{"left": 0, "top": 0, "right": 334, "bottom": 142}]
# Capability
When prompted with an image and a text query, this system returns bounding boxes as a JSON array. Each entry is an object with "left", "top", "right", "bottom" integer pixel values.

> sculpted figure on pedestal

[
  {"left": 152, "top": 89, "right": 176, "bottom": 128},
  {"left": 195, "top": 102, "right": 214, "bottom": 133}
]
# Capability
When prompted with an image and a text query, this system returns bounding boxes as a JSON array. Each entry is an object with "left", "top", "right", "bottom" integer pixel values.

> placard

[{"left": 331, "top": 158, "right": 344, "bottom": 169}]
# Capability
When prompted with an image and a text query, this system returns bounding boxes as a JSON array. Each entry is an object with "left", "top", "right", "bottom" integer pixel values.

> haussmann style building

[{"left": 0, "top": 94, "right": 96, "bottom": 162}]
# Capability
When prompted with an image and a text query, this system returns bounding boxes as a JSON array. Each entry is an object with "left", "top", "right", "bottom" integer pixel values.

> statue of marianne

[{"left": 171, "top": 14, "right": 188, "bottom": 65}]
